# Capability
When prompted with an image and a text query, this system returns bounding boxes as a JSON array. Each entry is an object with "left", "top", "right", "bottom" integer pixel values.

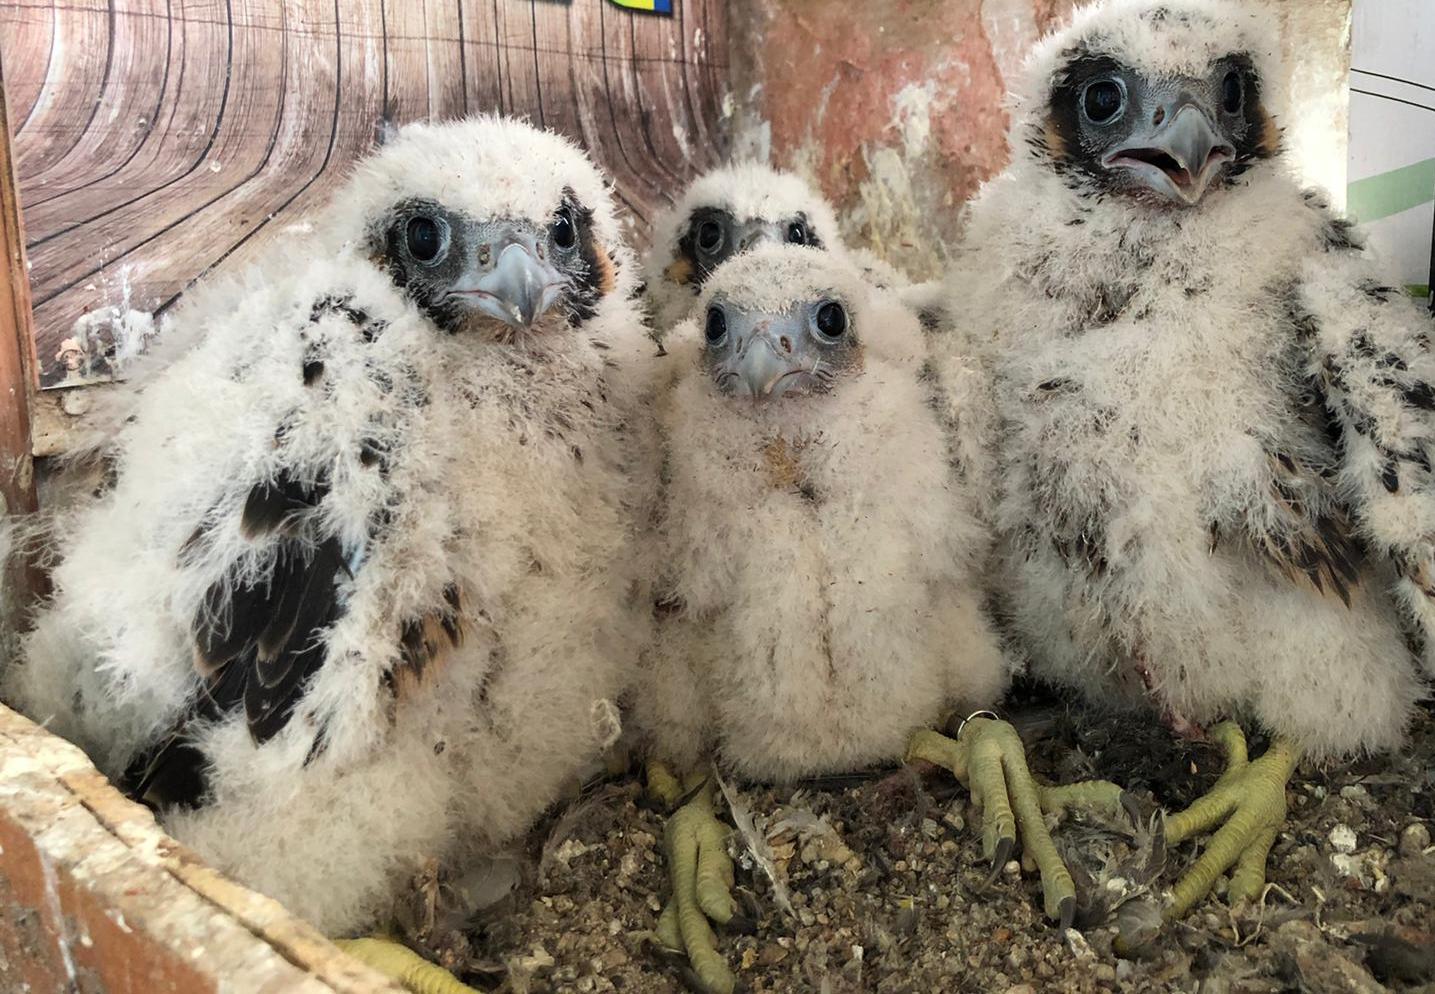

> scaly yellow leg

[
  {"left": 648, "top": 762, "right": 737, "bottom": 994},
  {"left": 906, "top": 718, "right": 1127, "bottom": 928},
  {"left": 1162, "top": 722, "right": 1298, "bottom": 920},
  {"left": 335, "top": 937, "right": 479, "bottom": 994}
]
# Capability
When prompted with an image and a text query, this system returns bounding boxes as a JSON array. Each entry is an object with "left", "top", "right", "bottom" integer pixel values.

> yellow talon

[
  {"left": 907, "top": 718, "right": 1127, "bottom": 928},
  {"left": 336, "top": 936, "right": 479, "bottom": 994},
  {"left": 1162, "top": 723, "right": 1299, "bottom": 920},
  {"left": 653, "top": 769, "right": 738, "bottom": 994},
  {"left": 647, "top": 758, "right": 685, "bottom": 810}
]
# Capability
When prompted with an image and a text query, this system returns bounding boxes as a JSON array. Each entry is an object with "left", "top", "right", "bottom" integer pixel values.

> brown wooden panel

[
  {"left": 0, "top": 55, "right": 35, "bottom": 513},
  {"left": 0, "top": 0, "right": 729, "bottom": 395},
  {"left": 11, "top": 3, "right": 110, "bottom": 179},
  {"left": 0, "top": 703, "right": 405, "bottom": 994},
  {"left": 0, "top": 61, "right": 42, "bottom": 628},
  {"left": 21, "top": 0, "right": 171, "bottom": 204},
  {"left": 0, "top": 2, "right": 55, "bottom": 134}
]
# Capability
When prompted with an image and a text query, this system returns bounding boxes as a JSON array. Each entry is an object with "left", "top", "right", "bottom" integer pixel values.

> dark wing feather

[
  {"left": 1287, "top": 202, "right": 1435, "bottom": 662},
  {"left": 1256, "top": 455, "right": 1365, "bottom": 605},
  {"left": 123, "top": 470, "right": 345, "bottom": 808}
]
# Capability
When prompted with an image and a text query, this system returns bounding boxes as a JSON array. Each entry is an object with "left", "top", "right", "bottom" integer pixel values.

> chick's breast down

[{"left": 637, "top": 248, "right": 1007, "bottom": 783}]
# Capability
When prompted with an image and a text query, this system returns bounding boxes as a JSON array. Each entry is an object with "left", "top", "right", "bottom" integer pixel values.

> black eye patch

[
  {"left": 1218, "top": 54, "right": 1278, "bottom": 168},
  {"left": 564, "top": 190, "right": 611, "bottom": 327},
  {"left": 1044, "top": 51, "right": 1133, "bottom": 178},
  {"left": 676, "top": 207, "right": 738, "bottom": 287},
  {"left": 379, "top": 198, "right": 468, "bottom": 327}
]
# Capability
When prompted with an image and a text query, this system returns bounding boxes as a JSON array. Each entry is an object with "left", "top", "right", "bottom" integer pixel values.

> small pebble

[
  {"left": 1329, "top": 824, "right": 1358, "bottom": 854},
  {"left": 1003, "top": 860, "right": 1022, "bottom": 878},
  {"left": 1399, "top": 822, "right": 1431, "bottom": 857},
  {"left": 1064, "top": 928, "right": 1095, "bottom": 960}
]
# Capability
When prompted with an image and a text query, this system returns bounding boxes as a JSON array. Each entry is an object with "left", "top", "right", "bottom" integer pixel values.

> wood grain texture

[
  {"left": 0, "top": 0, "right": 729, "bottom": 391},
  {"left": 0, "top": 59, "right": 36, "bottom": 511},
  {"left": 0, "top": 702, "right": 406, "bottom": 994}
]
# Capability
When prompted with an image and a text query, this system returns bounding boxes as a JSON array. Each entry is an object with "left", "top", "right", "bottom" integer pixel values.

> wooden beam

[
  {"left": 0, "top": 52, "right": 36, "bottom": 517},
  {"left": 0, "top": 703, "right": 406, "bottom": 994}
]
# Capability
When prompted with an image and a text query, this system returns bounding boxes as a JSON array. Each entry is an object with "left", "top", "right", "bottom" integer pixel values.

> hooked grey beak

[
  {"left": 458, "top": 230, "right": 565, "bottom": 329},
  {"left": 732, "top": 321, "right": 803, "bottom": 400},
  {"left": 1103, "top": 104, "right": 1234, "bottom": 206}
]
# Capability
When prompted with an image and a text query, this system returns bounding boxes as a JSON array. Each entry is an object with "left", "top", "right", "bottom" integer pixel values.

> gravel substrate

[{"left": 415, "top": 687, "right": 1435, "bottom": 993}]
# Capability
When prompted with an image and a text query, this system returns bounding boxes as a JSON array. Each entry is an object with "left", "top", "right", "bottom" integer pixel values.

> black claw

[
  {"left": 985, "top": 836, "right": 1015, "bottom": 886},
  {"left": 725, "top": 912, "right": 758, "bottom": 935},
  {"left": 1119, "top": 791, "right": 1143, "bottom": 829},
  {"left": 650, "top": 943, "right": 688, "bottom": 965},
  {"left": 1059, "top": 895, "right": 1076, "bottom": 932},
  {"left": 635, "top": 793, "right": 668, "bottom": 814},
  {"left": 737, "top": 889, "right": 764, "bottom": 922}
]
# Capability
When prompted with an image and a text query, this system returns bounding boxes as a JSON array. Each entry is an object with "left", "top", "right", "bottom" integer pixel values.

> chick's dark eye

[
  {"left": 786, "top": 221, "right": 807, "bottom": 245},
  {"left": 406, "top": 216, "right": 442, "bottom": 262},
  {"left": 1221, "top": 70, "right": 1244, "bottom": 113},
  {"left": 1083, "top": 78, "right": 1125, "bottom": 124},
  {"left": 551, "top": 208, "right": 577, "bottom": 250},
  {"left": 697, "top": 220, "right": 724, "bottom": 254},
  {"left": 704, "top": 306, "right": 727, "bottom": 344},
  {"left": 814, "top": 301, "right": 847, "bottom": 341}
]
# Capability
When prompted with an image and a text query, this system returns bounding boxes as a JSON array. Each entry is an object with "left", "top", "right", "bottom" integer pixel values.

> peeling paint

[
  {"left": 729, "top": 0, "right": 1351, "bottom": 281},
  {"left": 37, "top": 850, "right": 79, "bottom": 986},
  {"left": 891, "top": 79, "right": 936, "bottom": 158}
]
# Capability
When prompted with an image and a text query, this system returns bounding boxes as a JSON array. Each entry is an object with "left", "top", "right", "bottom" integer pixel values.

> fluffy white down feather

[
  {"left": 935, "top": 0, "right": 1427, "bottom": 759},
  {"left": 634, "top": 246, "right": 1008, "bottom": 782},
  {"left": 4, "top": 116, "right": 649, "bottom": 935}
]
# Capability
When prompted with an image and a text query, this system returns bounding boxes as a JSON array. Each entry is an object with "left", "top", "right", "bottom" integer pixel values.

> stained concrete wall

[{"left": 727, "top": 0, "right": 1352, "bottom": 280}]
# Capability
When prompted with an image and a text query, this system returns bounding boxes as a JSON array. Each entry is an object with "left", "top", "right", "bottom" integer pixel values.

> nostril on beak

[
  {"left": 536, "top": 243, "right": 545, "bottom": 261},
  {"left": 479, "top": 245, "right": 491, "bottom": 265},
  {"left": 779, "top": 335, "right": 793, "bottom": 354},
  {"left": 1153, "top": 106, "right": 1165, "bottom": 126}
]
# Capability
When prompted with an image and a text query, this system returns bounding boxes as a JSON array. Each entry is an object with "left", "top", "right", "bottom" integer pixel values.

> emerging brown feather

[
  {"left": 1253, "top": 452, "right": 1364, "bottom": 605},
  {"left": 663, "top": 255, "right": 696, "bottom": 288},
  {"left": 394, "top": 584, "right": 468, "bottom": 700}
]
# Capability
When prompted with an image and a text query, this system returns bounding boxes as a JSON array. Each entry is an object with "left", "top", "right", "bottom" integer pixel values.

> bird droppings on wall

[{"left": 727, "top": 0, "right": 1080, "bottom": 280}]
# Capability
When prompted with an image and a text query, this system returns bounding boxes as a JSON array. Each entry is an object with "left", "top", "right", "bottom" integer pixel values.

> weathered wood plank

[
  {"left": 20, "top": 0, "right": 171, "bottom": 204},
  {"left": 0, "top": 60, "right": 36, "bottom": 515},
  {"left": 0, "top": 703, "right": 406, "bottom": 994},
  {"left": 458, "top": 0, "right": 504, "bottom": 115},
  {"left": 20, "top": 0, "right": 231, "bottom": 222},
  {"left": 0, "top": 2, "right": 56, "bottom": 134},
  {"left": 11, "top": 3, "right": 110, "bottom": 179},
  {"left": 1, "top": 0, "right": 729, "bottom": 399}
]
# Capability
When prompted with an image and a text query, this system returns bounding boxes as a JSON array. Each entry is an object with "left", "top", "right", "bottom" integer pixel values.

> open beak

[
  {"left": 1103, "top": 103, "right": 1234, "bottom": 206},
  {"left": 454, "top": 226, "right": 565, "bottom": 329},
  {"left": 730, "top": 319, "right": 805, "bottom": 400}
]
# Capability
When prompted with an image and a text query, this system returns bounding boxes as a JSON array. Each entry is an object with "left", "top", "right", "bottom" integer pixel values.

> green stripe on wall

[{"left": 1347, "top": 157, "right": 1435, "bottom": 223}]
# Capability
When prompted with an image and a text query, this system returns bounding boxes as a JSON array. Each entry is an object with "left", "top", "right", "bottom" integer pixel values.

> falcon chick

[
  {"left": 642, "top": 163, "right": 845, "bottom": 338},
  {"left": 635, "top": 245, "right": 1109, "bottom": 993},
  {"left": 933, "top": 0, "right": 1429, "bottom": 925},
  {"left": 5, "top": 117, "right": 647, "bottom": 991}
]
